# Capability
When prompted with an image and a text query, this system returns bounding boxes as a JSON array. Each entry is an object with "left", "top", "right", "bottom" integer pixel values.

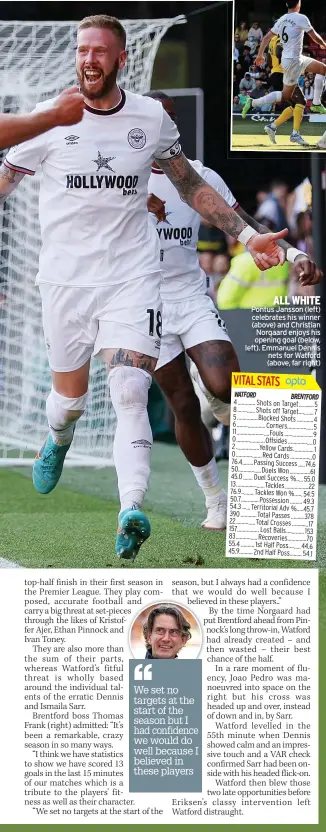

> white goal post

[{"left": 0, "top": 15, "right": 185, "bottom": 466}]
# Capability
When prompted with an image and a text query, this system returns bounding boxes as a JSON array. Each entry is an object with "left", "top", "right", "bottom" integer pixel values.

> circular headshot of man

[{"left": 143, "top": 605, "right": 192, "bottom": 659}]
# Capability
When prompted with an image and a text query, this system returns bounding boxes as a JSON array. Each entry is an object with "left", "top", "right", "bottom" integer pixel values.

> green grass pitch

[
  {"left": 1, "top": 442, "right": 326, "bottom": 574},
  {"left": 231, "top": 117, "right": 324, "bottom": 151}
]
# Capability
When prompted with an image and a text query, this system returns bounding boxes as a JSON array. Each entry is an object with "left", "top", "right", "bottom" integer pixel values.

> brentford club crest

[{"left": 128, "top": 128, "right": 146, "bottom": 149}]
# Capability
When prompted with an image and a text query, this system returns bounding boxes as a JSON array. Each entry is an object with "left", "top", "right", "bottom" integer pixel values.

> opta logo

[
  {"left": 128, "top": 128, "right": 146, "bottom": 149},
  {"left": 286, "top": 377, "right": 307, "bottom": 386}
]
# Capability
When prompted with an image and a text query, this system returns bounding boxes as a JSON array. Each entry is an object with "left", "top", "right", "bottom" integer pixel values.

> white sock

[
  {"left": 109, "top": 366, "right": 152, "bottom": 512},
  {"left": 46, "top": 388, "right": 86, "bottom": 446},
  {"left": 190, "top": 458, "right": 223, "bottom": 509},
  {"left": 252, "top": 90, "right": 282, "bottom": 107},
  {"left": 313, "top": 74, "right": 324, "bottom": 105}
]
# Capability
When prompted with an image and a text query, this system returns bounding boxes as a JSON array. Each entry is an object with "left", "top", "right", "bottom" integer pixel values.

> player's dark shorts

[{"left": 269, "top": 72, "right": 283, "bottom": 92}]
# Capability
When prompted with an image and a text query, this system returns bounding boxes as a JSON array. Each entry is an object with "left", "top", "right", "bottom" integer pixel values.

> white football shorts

[
  {"left": 282, "top": 56, "right": 314, "bottom": 87},
  {"left": 156, "top": 293, "right": 230, "bottom": 370},
  {"left": 39, "top": 274, "right": 162, "bottom": 372}
]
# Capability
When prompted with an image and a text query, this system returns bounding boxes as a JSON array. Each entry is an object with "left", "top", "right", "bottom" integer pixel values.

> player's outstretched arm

[
  {"left": 306, "top": 28, "right": 326, "bottom": 50},
  {"left": 236, "top": 206, "right": 323, "bottom": 286},
  {"left": 256, "top": 31, "right": 274, "bottom": 65},
  {"left": 156, "top": 151, "right": 288, "bottom": 270},
  {"left": 0, "top": 87, "right": 84, "bottom": 151},
  {"left": 0, "top": 163, "right": 25, "bottom": 204},
  {"left": 0, "top": 112, "right": 55, "bottom": 151}
]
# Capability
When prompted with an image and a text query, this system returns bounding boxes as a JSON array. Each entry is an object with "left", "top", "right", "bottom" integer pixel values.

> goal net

[{"left": 0, "top": 15, "right": 185, "bottom": 466}]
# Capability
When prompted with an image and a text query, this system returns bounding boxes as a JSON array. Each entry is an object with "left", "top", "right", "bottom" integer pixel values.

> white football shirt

[
  {"left": 271, "top": 13, "right": 312, "bottom": 60},
  {"left": 148, "top": 159, "right": 237, "bottom": 300},
  {"left": 5, "top": 89, "right": 180, "bottom": 287}
]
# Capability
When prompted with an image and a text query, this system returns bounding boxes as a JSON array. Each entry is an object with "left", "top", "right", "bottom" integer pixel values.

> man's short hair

[
  {"left": 143, "top": 605, "right": 192, "bottom": 646},
  {"left": 78, "top": 15, "right": 126, "bottom": 49}
]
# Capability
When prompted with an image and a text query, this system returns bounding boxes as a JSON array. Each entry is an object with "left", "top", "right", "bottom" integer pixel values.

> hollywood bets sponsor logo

[
  {"left": 157, "top": 225, "right": 193, "bottom": 245},
  {"left": 66, "top": 173, "right": 139, "bottom": 195}
]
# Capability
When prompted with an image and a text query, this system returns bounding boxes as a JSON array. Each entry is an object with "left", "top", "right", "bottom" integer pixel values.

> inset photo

[
  {"left": 232, "top": 0, "right": 326, "bottom": 151},
  {"left": 129, "top": 603, "right": 202, "bottom": 660}
]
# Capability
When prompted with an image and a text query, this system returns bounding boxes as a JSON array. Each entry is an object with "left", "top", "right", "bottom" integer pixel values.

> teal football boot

[
  {"left": 33, "top": 434, "right": 72, "bottom": 494},
  {"left": 116, "top": 508, "right": 151, "bottom": 560}
]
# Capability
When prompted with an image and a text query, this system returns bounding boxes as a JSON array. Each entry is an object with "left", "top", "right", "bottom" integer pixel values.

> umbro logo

[
  {"left": 65, "top": 135, "right": 79, "bottom": 145},
  {"left": 131, "top": 439, "right": 152, "bottom": 449}
]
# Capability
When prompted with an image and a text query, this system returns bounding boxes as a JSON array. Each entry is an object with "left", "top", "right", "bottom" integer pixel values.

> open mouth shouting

[{"left": 83, "top": 67, "right": 103, "bottom": 87}]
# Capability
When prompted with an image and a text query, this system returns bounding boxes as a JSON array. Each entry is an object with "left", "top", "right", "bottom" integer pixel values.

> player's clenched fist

[
  {"left": 52, "top": 87, "right": 85, "bottom": 126},
  {"left": 247, "top": 228, "right": 288, "bottom": 270},
  {"left": 147, "top": 193, "right": 167, "bottom": 223},
  {"left": 294, "top": 255, "right": 323, "bottom": 286}
]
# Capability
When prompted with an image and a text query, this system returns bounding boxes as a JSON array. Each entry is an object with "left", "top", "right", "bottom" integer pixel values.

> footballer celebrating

[
  {"left": 1, "top": 15, "right": 289, "bottom": 560},
  {"left": 147, "top": 92, "right": 322, "bottom": 530}
]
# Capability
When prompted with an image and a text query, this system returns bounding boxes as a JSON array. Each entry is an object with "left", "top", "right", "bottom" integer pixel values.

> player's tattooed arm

[
  {"left": 0, "top": 163, "right": 25, "bottom": 204},
  {"left": 156, "top": 153, "right": 247, "bottom": 238},
  {"left": 236, "top": 206, "right": 291, "bottom": 253},
  {"left": 156, "top": 153, "right": 288, "bottom": 270}
]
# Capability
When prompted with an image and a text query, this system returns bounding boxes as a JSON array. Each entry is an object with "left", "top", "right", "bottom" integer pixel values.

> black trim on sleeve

[{"left": 4, "top": 159, "right": 35, "bottom": 176}]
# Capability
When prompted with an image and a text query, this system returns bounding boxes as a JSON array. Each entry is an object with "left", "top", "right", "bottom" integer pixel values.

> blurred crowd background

[{"left": 233, "top": 5, "right": 326, "bottom": 114}]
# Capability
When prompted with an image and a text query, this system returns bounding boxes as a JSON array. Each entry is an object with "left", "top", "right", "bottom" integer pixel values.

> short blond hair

[{"left": 78, "top": 15, "right": 126, "bottom": 49}]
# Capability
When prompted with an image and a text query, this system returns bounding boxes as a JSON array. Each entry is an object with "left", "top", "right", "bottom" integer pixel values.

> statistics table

[{"left": 227, "top": 373, "right": 321, "bottom": 560}]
